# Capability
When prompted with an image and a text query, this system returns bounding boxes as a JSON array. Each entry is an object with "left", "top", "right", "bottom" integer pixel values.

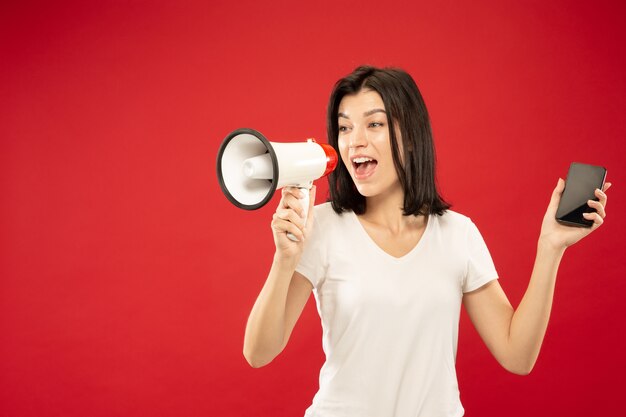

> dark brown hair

[{"left": 327, "top": 65, "right": 451, "bottom": 216}]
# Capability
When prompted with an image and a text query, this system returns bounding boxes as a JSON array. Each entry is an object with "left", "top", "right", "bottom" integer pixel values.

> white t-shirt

[{"left": 296, "top": 202, "right": 498, "bottom": 417}]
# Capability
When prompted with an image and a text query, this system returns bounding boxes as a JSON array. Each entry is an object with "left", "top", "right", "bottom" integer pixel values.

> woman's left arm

[{"left": 463, "top": 178, "right": 611, "bottom": 375}]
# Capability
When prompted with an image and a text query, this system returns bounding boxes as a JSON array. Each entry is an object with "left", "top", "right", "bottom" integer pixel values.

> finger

[
  {"left": 282, "top": 193, "right": 306, "bottom": 218},
  {"left": 272, "top": 217, "right": 305, "bottom": 241},
  {"left": 272, "top": 213, "right": 305, "bottom": 236},
  {"left": 602, "top": 182, "right": 612, "bottom": 192},
  {"left": 587, "top": 200, "right": 606, "bottom": 218},
  {"left": 275, "top": 208, "right": 305, "bottom": 229},
  {"left": 281, "top": 186, "right": 305, "bottom": 206},
  {"left": 583, "top": 211, "right": 604, "bottom": 228},
  {"left": 594, "top": 187, "right": 608, "bottom": 209},
  {"left": 282, "top": 186, "right": 305, "bottom": 198}
]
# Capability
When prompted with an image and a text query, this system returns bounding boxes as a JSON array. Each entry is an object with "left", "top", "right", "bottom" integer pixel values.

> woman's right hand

[{"left": 271, "top": 185, "right": 316, "bottom": 260}]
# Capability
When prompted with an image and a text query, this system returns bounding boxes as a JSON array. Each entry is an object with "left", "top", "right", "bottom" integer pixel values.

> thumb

[
  {"left": 306, "top": 185, "right": 316, "bottom": 223},
  {"left": 304, "top": 185, "right": 317, "bottom": 234},
  {"left": 549, "top": 178, "right": 565, "bottom": 211}
]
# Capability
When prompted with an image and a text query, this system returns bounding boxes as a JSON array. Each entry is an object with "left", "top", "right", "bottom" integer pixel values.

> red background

[{"left": 1, "top": 1, "right": 625, "bottom": 416}]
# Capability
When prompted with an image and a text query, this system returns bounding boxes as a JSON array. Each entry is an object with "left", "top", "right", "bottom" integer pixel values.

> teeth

[{"left": 353, "top": 157, "right": 374, "bottom": 164}]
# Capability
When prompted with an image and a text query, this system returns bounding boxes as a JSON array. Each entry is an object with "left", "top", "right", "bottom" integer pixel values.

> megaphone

[{"left": 216, "top": 128, "right": 338, "bottom": 241}]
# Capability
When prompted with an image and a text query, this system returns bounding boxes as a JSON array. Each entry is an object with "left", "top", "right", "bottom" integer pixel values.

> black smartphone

[{"left": 556, "top": 162, "right": 607, "bottom": 227}]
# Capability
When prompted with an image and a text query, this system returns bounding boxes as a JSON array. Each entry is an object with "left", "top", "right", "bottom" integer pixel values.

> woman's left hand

[{"left": 539, "top": 178, "right": 611, "bottom": 251}]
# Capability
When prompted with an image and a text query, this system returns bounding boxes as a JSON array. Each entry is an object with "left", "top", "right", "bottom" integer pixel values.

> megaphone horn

[{"left": 216, "top": 128, "right": 338, "bottom": 241}]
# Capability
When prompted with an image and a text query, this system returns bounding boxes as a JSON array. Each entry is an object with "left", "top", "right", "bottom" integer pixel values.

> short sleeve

[
  {"left": 463, "top": 220, "right": 499, "bottom": 293},
  {"left": 295, "top": 206, "right": 327, "bottom": 288}
]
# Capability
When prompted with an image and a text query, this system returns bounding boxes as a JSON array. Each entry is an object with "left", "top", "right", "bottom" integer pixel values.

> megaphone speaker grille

[{"left": 216, "top": 128, "right": 279, "bottom": 210}]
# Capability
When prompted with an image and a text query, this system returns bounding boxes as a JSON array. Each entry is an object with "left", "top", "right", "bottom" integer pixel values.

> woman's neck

[{"left": 359, "top": 184, "right": 426, "bottom": 234}]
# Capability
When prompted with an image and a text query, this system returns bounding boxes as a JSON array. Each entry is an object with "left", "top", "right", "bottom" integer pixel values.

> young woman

[{"left": 243, "top": 66, "right": 611, "bottom": 417}]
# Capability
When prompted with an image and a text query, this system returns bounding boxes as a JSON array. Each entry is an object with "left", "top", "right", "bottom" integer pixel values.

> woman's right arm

[{"left": 243, "top": 186, "right": 316, "bottom": 368}]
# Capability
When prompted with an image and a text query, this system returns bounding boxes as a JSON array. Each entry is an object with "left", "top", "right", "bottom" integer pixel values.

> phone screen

[{"left": 556, "top": 162, "right": 607, "bottom": 227}]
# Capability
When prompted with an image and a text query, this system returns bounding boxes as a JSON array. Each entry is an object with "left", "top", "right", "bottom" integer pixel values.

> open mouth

[{"left": 352, "top": 156, "right": 378, "bottom": 178}]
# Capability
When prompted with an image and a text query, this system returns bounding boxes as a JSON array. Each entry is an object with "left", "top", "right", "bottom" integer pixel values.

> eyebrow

[{"left": 338, "top": 108, "right": 387, "bottom": 119}]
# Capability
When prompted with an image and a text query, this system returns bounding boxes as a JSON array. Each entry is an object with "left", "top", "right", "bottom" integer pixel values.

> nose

[{"left": 348, "top": 125, "right": 367, "bottom": 149}]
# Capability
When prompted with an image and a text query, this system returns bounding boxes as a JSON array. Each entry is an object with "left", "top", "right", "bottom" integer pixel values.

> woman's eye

[
  {"left": 369, "top": 122, "right": 384, "bottom": 128},
  {"left": 338, "top": 125, "right": 349, "bottom": 132}
]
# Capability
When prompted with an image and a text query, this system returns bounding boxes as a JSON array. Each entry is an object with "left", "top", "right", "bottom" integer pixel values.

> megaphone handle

[{"left": 286, "top": 185, "right": 310, "bottom": 242}]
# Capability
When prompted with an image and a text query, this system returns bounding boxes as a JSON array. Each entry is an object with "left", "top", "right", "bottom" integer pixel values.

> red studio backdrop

[{"left": 1, "top": 1, "right": 625, "bottom": 416}]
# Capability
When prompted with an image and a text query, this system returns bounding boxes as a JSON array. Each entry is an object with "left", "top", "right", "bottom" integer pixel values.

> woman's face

[{"left": 337, "top": 89, "right": 401, "bottom": 198}]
